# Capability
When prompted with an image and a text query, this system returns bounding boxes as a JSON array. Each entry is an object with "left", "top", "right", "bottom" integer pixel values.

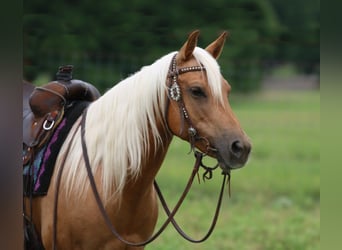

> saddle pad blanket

[{"left": 23, "top": 101, "right": 90, "bottom": 196}]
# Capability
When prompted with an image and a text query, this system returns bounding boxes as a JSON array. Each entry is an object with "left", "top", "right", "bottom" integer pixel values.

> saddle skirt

[
  {"left": 23, "top": 100, "right": 90, "bottom": 196},
  {"left": 23, "top": 65, "right": 101, "bottom": 196}
]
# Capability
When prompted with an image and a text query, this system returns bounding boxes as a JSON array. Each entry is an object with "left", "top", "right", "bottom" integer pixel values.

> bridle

[
  {"left": 52, "top": 53, "right": 231, "bottom": 248},
  {"left": 166, "top": 54, "right": 221, "bottom": 158},
  {"left": 166, "top": 53, "right": 215, "bottom": 153}
]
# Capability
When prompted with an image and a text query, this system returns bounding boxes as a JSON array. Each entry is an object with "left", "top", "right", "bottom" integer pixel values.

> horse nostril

[{"left": 231, "top": 140, "right": 244, "bottom": 158}]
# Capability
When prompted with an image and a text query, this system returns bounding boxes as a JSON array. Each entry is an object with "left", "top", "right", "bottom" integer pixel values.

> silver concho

[
  {"left": 169, "top": 83, "right": 181, "bottom": 102},
  {"left": 188, "top": 127, "right": 197, "bottom": 137}
]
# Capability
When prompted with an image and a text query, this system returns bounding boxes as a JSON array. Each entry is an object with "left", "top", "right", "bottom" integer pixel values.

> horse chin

[
  {"left": 218, "top": 159, "right": 244, "bottom": 172},
  {"left": 195, "top": 146, "right": 242, "bottom": 173},
  {"left": 216, "top": 151, "right": 247, "bottom": 172}
]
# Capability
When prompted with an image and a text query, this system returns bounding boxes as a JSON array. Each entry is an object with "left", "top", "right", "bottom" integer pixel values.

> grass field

[{"left": 147, "top": 90, "right": 320, "bottom": 250}]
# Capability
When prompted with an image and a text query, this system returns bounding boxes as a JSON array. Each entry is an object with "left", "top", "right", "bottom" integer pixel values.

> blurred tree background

[{"left": 24, "top": 0, "right": 319, "bottom": 93}]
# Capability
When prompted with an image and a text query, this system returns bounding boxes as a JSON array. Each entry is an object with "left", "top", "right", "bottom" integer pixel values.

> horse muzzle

[
  {"left": 214, "top": 136, "right": 252, "bottom": 171},
  {"left": 193, "top": 133, "right": 251, "bottom": 172}
]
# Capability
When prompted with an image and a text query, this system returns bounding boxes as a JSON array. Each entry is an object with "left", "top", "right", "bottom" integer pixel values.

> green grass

[{"left": 147, "top": 90, "right": 320, "bottom": 250}]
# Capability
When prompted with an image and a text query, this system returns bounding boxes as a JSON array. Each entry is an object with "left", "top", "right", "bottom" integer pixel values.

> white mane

[{"left": 56, "top": 47, "right": 224, "bottom": 203}]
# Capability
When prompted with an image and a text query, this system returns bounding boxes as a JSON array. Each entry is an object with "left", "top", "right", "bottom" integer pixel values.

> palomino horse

[{"left": 24, "top": 30, "right": 251, "bottom": 249}]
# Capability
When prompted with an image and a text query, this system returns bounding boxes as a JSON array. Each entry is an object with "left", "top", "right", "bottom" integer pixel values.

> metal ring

[{"left": 43, "top": 119, "right": 55, "bottom": 130}]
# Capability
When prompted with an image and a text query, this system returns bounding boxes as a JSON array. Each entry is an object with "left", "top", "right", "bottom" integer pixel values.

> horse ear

[
  {"left": 176, "top": 30, "right": 200, "bottom": 63},
  {"left": 205, "top": 31, "right": 229, "bottom": 59}
]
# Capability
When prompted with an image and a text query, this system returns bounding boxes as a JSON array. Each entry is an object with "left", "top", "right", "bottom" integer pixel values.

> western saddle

[{"left": 23, "top": 65, "right": 101, "bottom": 165}]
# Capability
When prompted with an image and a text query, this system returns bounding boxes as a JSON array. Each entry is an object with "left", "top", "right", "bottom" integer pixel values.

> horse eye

[{"left": 190, "top": 87, "right": 206, "bottom": 98}]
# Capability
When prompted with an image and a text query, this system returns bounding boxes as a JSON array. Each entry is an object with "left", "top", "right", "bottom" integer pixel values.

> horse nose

[{"left": 230, "top": 139, "right": 251, "bottom": 162}]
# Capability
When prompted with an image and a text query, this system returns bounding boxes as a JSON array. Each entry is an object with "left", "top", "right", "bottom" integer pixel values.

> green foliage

[
  {"left": 149, "top": 90, "right": 320, "bottom": 249},
  {"left": 269, "top": 0, "right": 320, "bottom": 74},
  {"left": 24, "top": 0, "right": 319, "bottom": 93}
]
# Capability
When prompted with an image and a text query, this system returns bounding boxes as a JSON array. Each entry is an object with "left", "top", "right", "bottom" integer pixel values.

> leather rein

[{"left": 52, "top": 53, "right": 231, "bottom": 248}]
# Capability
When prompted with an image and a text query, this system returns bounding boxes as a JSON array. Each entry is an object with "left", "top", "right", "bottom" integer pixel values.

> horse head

[{"left": 166, "top": 30, "right": 251, "bottom": 171}]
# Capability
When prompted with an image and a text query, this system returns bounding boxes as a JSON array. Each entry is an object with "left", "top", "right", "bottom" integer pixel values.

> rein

[
  {"left": 78, "top": 110, "right": 229, "bottom": 247},
  {"left": 155, "top": 152, "right": 230, "bottom": 243},
  {"left": 52, "top": 54, "right": 230, "bottom": 248}
]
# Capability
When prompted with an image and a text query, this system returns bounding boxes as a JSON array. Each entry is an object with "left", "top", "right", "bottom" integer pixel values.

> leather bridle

[
  {"left": 167, "top": 54, "right": 209, "bottom": 152},
  {"left": 52, "top": 54, "right": 231, "bottom": 248},
  {"left": 166, "top": 54, "right": 221, "bottom": 156}
]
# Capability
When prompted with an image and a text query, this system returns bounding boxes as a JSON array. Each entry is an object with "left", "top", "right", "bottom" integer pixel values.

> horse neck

[{"left": 124, "top": 122, "right": 173, "bottom": 196}]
